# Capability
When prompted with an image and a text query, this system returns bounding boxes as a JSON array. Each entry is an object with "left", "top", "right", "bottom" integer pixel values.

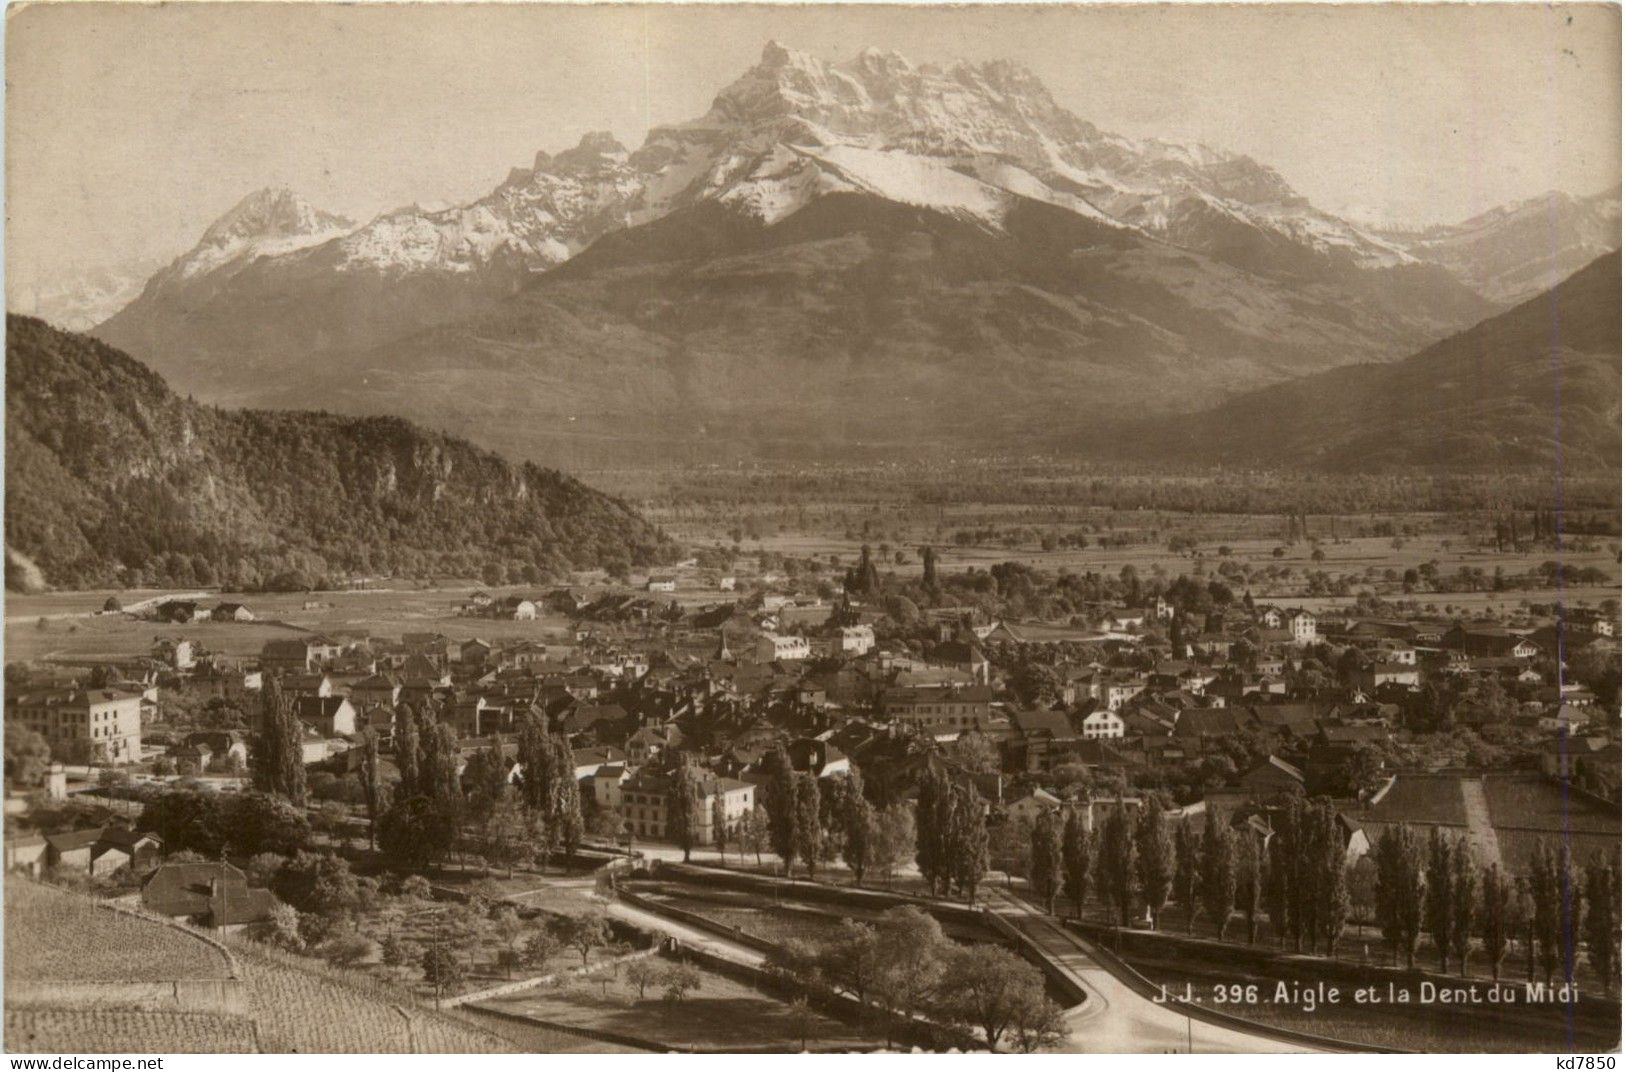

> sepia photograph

[{"left": 0, "top": 0, "right": 1620, "bottom": 1058}]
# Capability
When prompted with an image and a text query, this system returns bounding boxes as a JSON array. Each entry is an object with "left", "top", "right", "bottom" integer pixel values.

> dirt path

[{"left": 1458, "top": 777, "right": 1504, "bottom": 868}]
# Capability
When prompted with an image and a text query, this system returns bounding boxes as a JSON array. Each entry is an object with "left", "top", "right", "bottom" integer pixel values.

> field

[
  {"left": 1, "top": 880, "right": 518, "bottom": 1054},
  {"left": 4, "top": 585, "right": 581, "bottom": 665},
  {"left": 226, "top": 939, "right": 516, "bottom": 1053},
  {"left": 595, "top": 462, "right": 1619, "bottom": 606},
  {"left": 4, "top": 880, "right": 232, "bottom": 984},
  {"left": 1359, "top": 772, "right": 1622, "bottom": 876},
  {"left": 481, "top": 957, "right": 887, "bottom": 1052},
  {"left": 5, "top": 1007, "right": 258, "bottom": 1054},
  {"left": 341, "top": 886, "right": 625, "bottom": 1000}
]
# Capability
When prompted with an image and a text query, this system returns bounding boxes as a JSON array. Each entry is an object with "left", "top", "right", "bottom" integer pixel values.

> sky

[{"left": 6, "top": 2, "right": 1620, "bottom": 298}]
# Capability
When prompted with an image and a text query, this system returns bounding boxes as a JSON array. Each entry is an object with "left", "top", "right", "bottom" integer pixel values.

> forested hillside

[{"left": 5, "top": 316, "right": 674, "bottom": 590}]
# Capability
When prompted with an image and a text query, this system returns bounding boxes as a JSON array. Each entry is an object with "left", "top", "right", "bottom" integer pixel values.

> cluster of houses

[{"left": 8, "top": 581, "right": 1616, "bottom": 898}]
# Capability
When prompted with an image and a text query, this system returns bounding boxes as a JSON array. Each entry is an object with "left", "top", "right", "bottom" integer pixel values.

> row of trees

[
  {"left": 747, "top": 750, "right": 917, "bottom": 888},
  {"left": 1373, "top": 827, "right": 1620, "bottom": 991},
  {"left": 1015, "top": 795, "right": 1620, "bottom": 995}
]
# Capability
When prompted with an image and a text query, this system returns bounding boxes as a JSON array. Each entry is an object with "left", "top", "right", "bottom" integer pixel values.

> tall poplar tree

[
  {"left": 1135, "top": 803, "right": 1174, "bottom": 930},
  {"left": 1173, "top": 818, "right": 1199, "bottom": 933},
  {"left": 1448, "top": 842, "right": 1478, "bottom": 974},
  {"left": 1237, "top": 830, "right": 1263, "bottom": 944},
  {"left": 394, "top": 702, "right": 421, "bottom": 800},
  {"left": 360, "top": 728, "right": 386, "bottom": 849},
  {"left": 1374, "top": 824, "right": 1427, "bottom": 969},
  {"left": 793, "top": 773, "right": 823, "bottom": 879},
  {"left": 1584, "top": 855, "right": 1620, "bottom": 995},
  {"left": 668, "top": 764, "right": 702, "bottom": 862},
  {"left": 1029, "top": 808, "right": 1064, "bottom": 914},
  {"left": 1424, "top": 828, "right": 1455, "bottom": 972},
  {"left": 1094, "top": 803, "right": 1138, "bottom": 928},
  {"left": 1200, "top": 809, "right": 1236, "bottom": 940},
  {"left": 1060, "top": 809, "right": 1092, "bottom": 919},
  {"left": 948, "top": 781, "right": 989, "bottom": 906},
  {"left": 1479, "top": 863, "right": 1511, "bottom": 981},
  {"left": 763, "top": 745, "right": 799, "bottom": 875}
]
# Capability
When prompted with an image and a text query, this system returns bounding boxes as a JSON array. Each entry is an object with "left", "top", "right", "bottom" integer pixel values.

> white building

[
  {"left": 755, "top": 633, "right": 811, "bottom": 662},
  {"left": 7, "top": 687, "right": 144, "bottom": 765},
  {"left": 1289, "top": 610, "right": 1318, "bottom": 645},
  {"left": 839, "top": 625, "right": 876, "bottom": 656},
  {"left": 1080, "top": 709, "right": 1125, "bottom": 739}
]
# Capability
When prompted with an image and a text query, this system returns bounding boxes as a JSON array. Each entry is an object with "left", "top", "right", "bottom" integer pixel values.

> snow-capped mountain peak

[
  {"left": 129, "top": 42, "right": 1479, "bottom": 302},
  {"left": 173, "top": 187, "right": 355, "bottom": 280}
]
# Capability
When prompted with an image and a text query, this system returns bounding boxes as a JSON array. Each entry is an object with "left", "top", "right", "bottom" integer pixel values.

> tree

[
  {"left": 1135, "top": 803, "right": 1174, "bottom": 929},
  {"left": 271, "top": 851, "right": 359, "bottom": 921},
  {"left": 1236, "top": 831, "right": 1263, "bottom": 944},
  {"left": 660, "top": 962, "right": 702, "bottom": 1006},
  {"left": 940, "top": 945, "right": 1050, "bottom": 1051},
  {"left": 555, "top": 912, "right": 611, "bottom": 967},
  {"left": 792, "top": 773, "right": 823, "bottom": 879},
  {"left": 835, "top": 777, "right": 874, "bottom": 886},
  {"left": 1060, "top": 809, "right": 1092, "bottom": 919},
  {"left": 422, "top": 720, "right": 462, "bottom": 810},
  {"left": 712, "top": 793, "right": 730, "bottom": 864},
  {"left": 377, "top": 795, "right": 456, "bottom": 872},
  {"left": 358, "top": 729, "right": 387, "bottom": 850},
  {"left": 668, "top": 765, "right": 703, "bottom": 863},
  {"left": 1374, "top": 824, "right": 1427, "bottom": 968},
  {"left": 873, "top": 907, "right": 949, "bottom": 1045},
  {"left": 739, "top": 806, "right": 770, "bottom": 867},
  {"left": 1479, "top": 862, "right": 1512, "bottom": 981},
  {"left": 1173, "top": 818, "right": 1199, "bottom": 932},
  {"left": 1094, "top": 803, "right": 1137, "bottom": 927},
  {"left": 1448, "top": 841, "right": 1478, "bottom": 974},
  {"left": 379, "top": 933, "right": 409, "bottom": 967},
  {"left": 1029, "top": 808, "right": 1065, "bottom": 914},
  {"left": 421, "top": 946, "right": 465, "bottom": 999},
  {"left": 873, "top": 803, "right": 915, "bottom": 888},
  {"left": 251, "top": 678, "right": 306, "bottom": 806},
  {"left": 914, "top": 766, "right": 954, "bottom": 897},
  {"left": 249, "top": 900, "right": 304, "bottom": 951},
  {"left": 762, "top": 746, "right": 798, "bottom": 874},
  {"left": 1306, "top": 801, "right": 1349, "bottom": 955},
  {"left": 947, "top": 781, "right": 989, "bottom": 906},
  {"left": 626, "top": 958, "right": 661, "bottom": 1000},
  {"left": 1200, "top": 809, "right": 1236, "bottom": 939},
  {"left": 4, "top": 727, "right": 51, "bottom": 788},
  {"left": 819, "top": 919, "right": 884, "bottom": 1016},
  {"left": 489, "top": 905, "right": 525, "bottom": 977},
  {"left": 1010, "top": 993, "right": 1069, "bottom": 1053},
  {"left": 1583, "top": 855, "right": 1619, "bottom": 995},
  {"left": 464, "top": 737, "right": 509, "bottom": 821},
  {"left": 323, "top": 934, "right": 376, "bottom": 969},
  {"left": 523, "top": 931, "right": 561, "bottom": 972},
  {"left": 1502, "top": 872, "right": 1535, "bottom": 981},
  {"left": 393, "top": 703, "right": 421, "bottom": 800},
  {"left": 550, "top": 734, "right": 585, "bottom": 861},
  {"left": 1530, "top": 840, "right": 1583, "bottom": 986}
]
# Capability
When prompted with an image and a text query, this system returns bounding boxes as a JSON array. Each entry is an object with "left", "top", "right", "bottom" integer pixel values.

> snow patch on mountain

[{"left": 176, "top": 187, "right": 354, "bottom": 279}]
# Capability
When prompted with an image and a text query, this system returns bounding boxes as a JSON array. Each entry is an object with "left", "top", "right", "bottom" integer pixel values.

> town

[{"left": 4, "top": 530, "right": 1620, "bottom": 1053}]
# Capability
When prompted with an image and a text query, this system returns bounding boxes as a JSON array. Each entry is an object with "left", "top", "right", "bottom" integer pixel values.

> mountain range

[
  {"left": 5, "top": 316, "right": 673, "bottom": 590},
  {"left": 1133, "top": 251, "right": 1622, "bottom": 472},
  {"left": 88, "top": 42, "right": 1621, "bottom": 465}
]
